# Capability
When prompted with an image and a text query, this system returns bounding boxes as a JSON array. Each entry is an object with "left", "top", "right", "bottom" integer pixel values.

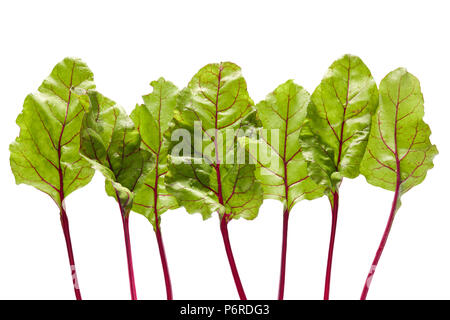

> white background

[{"left": 0, "top": 0, "right": 448, "bottom": 300}]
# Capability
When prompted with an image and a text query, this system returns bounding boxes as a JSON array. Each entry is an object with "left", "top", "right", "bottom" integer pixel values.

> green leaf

[
  {"left": 10, "top": 57, "right": 95, "bottom": 207},
  {"left": 165, "top": 62, "right": 263, "bottom": 220},
  {"left": 80, "top": 91, "right": 151, "bottom": 213},
  {"left": 360, "top": 68, "right": 438, "bottom": 196},
  {"left": 241, "top": 80, "right": 325, "bottom": 211},
  {"left": 300, "top": 54, "right": 379, "bottom": 192},
  {"left": 131, "top": 78, "right": 179, "bottom": 227}
]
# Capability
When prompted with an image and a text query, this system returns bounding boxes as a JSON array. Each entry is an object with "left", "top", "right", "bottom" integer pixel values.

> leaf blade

[
  {"left": 10, "top": 57, "right": 95, "bottom": 206},
  {"left": 166, "top": 62, "right": 263, "bottom": 220},
  {"left": 243, "top": 80, "right": 325, "bottom": 211},
  {"left": 80, "top": 91, "right": 151, "bottom": 212},
  {"left": 131, "top": 78, "right": 180, "bottom": 227},
  {"left": 360, "top": 68, "right": 438, "bottom": 195},
  {"left": 300, "top": 54, "right": 379, "bottom": 191}
]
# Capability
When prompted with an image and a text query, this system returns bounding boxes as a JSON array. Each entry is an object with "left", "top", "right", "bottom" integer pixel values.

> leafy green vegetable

[
  {"left": 10, "top": 58, "right": 95, "bottom": 205},
  {"left": 166, "top": 62, "right": 263, "bottom": 221},
  {"left": 11, "top": 55, "right": 437, "bottom": 301},
  {"left": 359, "top": 68, "right": 438, "bottom": 299},
  {"left": 131, "top": 78, "right": 179, "bottom": 226},
  {"left": 166, "top": 62, "right": 263, "bottom": 300},
  {"left": 360, "top": 68, "right": 437, "bottom": 195},
  {"left": 130, "top": 77, "right": 179, "bottom": 299},
  {"left": 299, "top": 54, "right": 379, "bottom": 299},
  {"left": 80, "top": 91, "right": 151, "bottom": 212},
  {"left": 80, "top": 91, "right": 151, "bottom": 300},
  {"left": 248, "top": 80, "right": 324, "bottom": 210},
  {"left": 242, "top": 80, "right": 325, "bottom": 299},
  {"left": 301, "top": 54, "right": 379, "bottom": 190},
  {"left": 9, "top": 57, "right": 95, "bottom": 300}
]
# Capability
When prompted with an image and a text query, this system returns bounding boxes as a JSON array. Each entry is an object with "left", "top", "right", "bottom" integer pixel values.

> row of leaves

[{"left": 10, "top": 55, "right": 437, "bottom": 298}]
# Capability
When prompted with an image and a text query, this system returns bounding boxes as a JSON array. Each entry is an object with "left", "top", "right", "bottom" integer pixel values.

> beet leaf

[
  {"left": 242, "top": 80, "right": 325, "bottom": 299},
  {"left": 80, "top": 91, "right": 151, "bottom": 300},
  {"left": 9, "top": 57, "right": 95, "bottom": 299},
  {"left": 130, "top": 78, "right": 179, "bottom": 299},
  {"left": 165, "top": 62, "right": 263, "bottom": 300},
  {"left": 299, "top": 54, "right": 379, "bottom": 299},
  {"left": 359, "top": 68, "right": 438, "bottom": 299}
]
